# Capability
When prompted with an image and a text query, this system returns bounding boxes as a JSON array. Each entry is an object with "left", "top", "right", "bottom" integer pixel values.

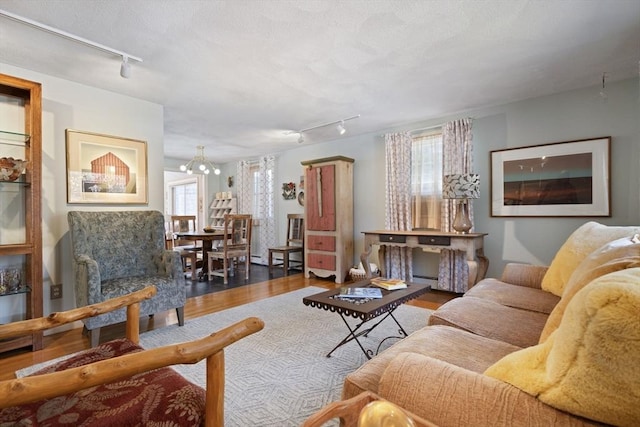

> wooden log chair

[
  {"left": 302, "top": 391, "right": 437, "bottom": 427},
  {"left": 268, "top": 213, "right": 304, "bottom": 275},
  {"left": 0, "top": 286, "right": 264, "bottom": 426}
]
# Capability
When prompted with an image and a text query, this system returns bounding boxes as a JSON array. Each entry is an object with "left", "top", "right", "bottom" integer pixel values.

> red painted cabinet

[{"left": 301, "top": 156, "right": 353, "bottom": 283}]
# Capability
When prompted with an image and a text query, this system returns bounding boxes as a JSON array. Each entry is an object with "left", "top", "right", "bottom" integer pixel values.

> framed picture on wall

[
  {"left": 490, "top": 137, "right": 611, "bottom": 217},
  {"left": 66, "top": 129, "right": 148, "bottom": 204}
]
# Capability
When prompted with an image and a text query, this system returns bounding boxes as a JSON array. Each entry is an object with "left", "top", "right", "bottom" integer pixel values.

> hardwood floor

[{"left": 0, "top": 273, "right": 456, "bottom": 381}]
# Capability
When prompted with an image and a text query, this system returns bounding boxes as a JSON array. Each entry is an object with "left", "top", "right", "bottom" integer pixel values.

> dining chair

[
  {"left": 171, "top": 215, "right": 202, "bottom": 280},
  {"left": 268, "top": 213, "right": 304, "bottom": 275},
  {"left": 207, "top": 214, "right": 252, "bottom": 284}
]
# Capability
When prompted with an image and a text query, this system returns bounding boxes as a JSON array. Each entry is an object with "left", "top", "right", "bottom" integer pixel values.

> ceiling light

[
  {"left": 291, "top": 115, "right": 360, "bottom": 143},
  {"left": 120, "top": 56, "right": 131, "bottom": 78},
  {"left": 0, "top": 9, "right": 143, "bottom": 79},
  {"left": 599, "top": 72, "right": 608, "bottom": 102},
  {"left": 179, "top": 145, "right": 221, "bottom": 175}
]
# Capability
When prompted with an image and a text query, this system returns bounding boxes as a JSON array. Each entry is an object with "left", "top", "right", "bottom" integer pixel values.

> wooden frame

[
  {"left": 0, "top": 286, "right": 264, "bottom": 427},
  {"left": 490, "top": 137, "right": 611, "bottom": 217},
  {"left": 66, "top": 129, "right": 148, "bottom": 204}
]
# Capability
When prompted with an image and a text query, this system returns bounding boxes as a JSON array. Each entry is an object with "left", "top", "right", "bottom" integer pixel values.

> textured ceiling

[{"left": 0, "top": 0, "right": 638, "bottom": 163}]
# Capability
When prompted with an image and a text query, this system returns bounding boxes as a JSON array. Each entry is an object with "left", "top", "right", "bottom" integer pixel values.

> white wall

[
  {"left": 268, "top": 77, "right": 639, "bottom": 279},
  {"left": 0, "top": 63, "right": 164, "bottom": 324}
]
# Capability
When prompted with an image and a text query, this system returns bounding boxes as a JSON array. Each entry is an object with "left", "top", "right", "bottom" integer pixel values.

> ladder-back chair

[
  {"left": 268, "top": 213, "right": 304, "bottom": 275},
  {"left": 171, "top": 215, "right": 202, "bottom": 280},
  {"left": 207, "top": 214, "right": 252, "bottom": 284}
]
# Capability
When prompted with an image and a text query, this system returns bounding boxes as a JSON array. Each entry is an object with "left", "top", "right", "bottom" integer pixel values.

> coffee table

[{"left": 303, "top": 280, "right": 431, "bottom": 359}]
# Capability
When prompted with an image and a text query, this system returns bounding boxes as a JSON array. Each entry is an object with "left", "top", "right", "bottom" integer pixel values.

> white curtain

[
  {"left": 384, "top": 132, "right": 413, "bottom": 280},
  {"left": 438, "top": 118, "right": 474, "bottom": 293},
  {"left": 236, "top": 156, "right": 276, "bottom": 265}
]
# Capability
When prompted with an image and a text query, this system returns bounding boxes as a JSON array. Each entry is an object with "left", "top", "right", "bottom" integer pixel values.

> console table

[{"left": 360, "top": 230, "right": 489, "bottom": 289}]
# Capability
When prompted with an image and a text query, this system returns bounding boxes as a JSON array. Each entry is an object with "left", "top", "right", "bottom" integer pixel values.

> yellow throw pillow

[
  {"left": 538, "top": 234, "right": 640, "bottom": 343},
  {"left": 541, "top": 222, "right": 640, "bottom": 296},
  {"left": 486, "top": 268, "right": 640, "bottom": 427}
]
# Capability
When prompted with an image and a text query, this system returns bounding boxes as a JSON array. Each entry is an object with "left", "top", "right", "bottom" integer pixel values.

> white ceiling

[{"left": 0, "top": 0, "right": 638, "bottom": 164}]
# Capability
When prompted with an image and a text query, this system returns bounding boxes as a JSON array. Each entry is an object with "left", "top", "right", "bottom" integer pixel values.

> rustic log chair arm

[{"left": 0, "top": 286, "right": 265, "bottom": 427}]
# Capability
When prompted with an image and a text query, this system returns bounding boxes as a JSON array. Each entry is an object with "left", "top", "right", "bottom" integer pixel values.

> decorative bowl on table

[
  {"left": 203, "top": 227, "right": 216, "bottom": 233},
  {"left": 0, "top": 157, "right": 27, "bottom": 182}
]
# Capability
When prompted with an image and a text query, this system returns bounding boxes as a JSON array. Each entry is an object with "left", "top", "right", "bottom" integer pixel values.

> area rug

[{"left": 19, "top": 286, "right": 431, "bottom": 426}]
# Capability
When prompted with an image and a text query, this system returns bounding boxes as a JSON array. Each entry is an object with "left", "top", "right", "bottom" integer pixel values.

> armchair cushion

[
  {"left": 485, "top": 268, "right": 640, "bottom": 427},
  {"left": 1, "top": 338, "right": 205, "bottom": 426},
  {"left": 541, "top": 221, "right": 640, "bottom": 296}
]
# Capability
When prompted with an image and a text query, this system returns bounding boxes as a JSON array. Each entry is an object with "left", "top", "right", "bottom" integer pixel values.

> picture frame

[
  {"left": 490, "top": 137, "right": 611, "bottom": 217},
  {"left": 66, "top": 129, "right": 148, "bottom": 204}
]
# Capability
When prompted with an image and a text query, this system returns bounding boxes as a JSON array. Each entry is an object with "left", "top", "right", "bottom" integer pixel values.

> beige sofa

[{"left": 343, "top": 222, "right": 640, "bottom": 426}]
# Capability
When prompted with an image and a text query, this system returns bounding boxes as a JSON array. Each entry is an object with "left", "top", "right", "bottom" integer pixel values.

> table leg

[
  {"left": 198, "top": 239, "right": 214, "bottom": 281},
  {"left": 326, "top": 308, "right": 407, "bottom": 359}
]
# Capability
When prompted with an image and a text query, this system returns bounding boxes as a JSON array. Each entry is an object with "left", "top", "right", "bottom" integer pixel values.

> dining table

[{"left": 174, "top": 229, "right": 226, "bottom": 280}]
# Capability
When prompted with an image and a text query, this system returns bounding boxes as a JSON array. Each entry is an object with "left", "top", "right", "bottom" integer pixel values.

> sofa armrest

[
  {"left": 500, "top": 263, "right": 549, "bottom": 289},
  {"left": 378, "top": 353, "right": 601, "bottom": 427}
]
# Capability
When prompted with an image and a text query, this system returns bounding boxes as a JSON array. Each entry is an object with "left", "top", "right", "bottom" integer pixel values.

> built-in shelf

[{"left": 0, "top": 73, "right": 43, "bottom": 353}]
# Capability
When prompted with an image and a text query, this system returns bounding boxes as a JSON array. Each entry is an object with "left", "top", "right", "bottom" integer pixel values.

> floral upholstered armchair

[{"left": 68, "top": 210, "right": 186, "bottom": 346}]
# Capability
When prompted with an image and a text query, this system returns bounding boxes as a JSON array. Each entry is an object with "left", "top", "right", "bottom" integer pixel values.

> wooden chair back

[
  {"left": 170, "top": 215, "right": 197, "bottom": 248},
  {"left": 223, "top": 214, "right": 252, "bottom": 253},
  {"left": 208, "top": 214, "right": 252, "bottom": 283},
  {"left": 286, "top": 213, "right": 304, "bottom": 247}
]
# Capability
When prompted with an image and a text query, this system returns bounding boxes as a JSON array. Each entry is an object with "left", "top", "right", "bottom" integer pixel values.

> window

[
  {"left": 171, "top": 181, "right": 198, "bottom": 216},
  {"left": 411, "top": 131, "right": 443, "bottom": 229}
]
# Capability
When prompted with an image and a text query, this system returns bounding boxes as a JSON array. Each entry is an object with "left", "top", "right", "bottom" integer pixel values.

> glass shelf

[
  {"left": 0, "top": 285, "right": 31, "bottom": 297},
  {"left": 0, "top": 130, "right": 30, "bottom": 146}
]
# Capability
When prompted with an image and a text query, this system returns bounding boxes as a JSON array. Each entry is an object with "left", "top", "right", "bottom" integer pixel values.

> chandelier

[{"left": 179, "top": 145, "right": 221, "bottom": 175}]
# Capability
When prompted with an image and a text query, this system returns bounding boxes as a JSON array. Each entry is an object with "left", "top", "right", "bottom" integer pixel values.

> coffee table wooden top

[{"left": 303, "top": 280, "right": 431, "bottom": 322}]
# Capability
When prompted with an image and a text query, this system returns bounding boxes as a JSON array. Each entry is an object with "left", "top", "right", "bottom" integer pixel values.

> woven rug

[{"left": 19, "top": 286, "right": 431, "bottom": 426}]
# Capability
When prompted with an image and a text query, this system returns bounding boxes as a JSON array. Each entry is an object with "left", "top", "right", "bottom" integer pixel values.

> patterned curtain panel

[
  {"left": 439, "top": 118, "right": 474, "bottom": 293},
  {"left": 256, "top": 155, "right": 276, "bottom": 264},
  {"left": 235, "top": 156, "right": 276, "bottom": 265},
  {"left": 384, "top": 132, "right": 413, "bottom": 281}
]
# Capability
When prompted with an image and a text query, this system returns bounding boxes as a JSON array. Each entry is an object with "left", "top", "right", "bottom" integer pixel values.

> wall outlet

[{"left": 51, "top": 283, "right": 63, "bottom": 300}]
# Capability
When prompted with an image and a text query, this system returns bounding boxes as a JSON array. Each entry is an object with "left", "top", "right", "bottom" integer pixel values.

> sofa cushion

[
  {"left": 539, "top": 234, "right": 640, "bottom": 342},
  {"left": 465, "top": 278, "right": 560, "bottom": 314},
  {"left": 342, "top": 325, "right": 520, "bottom": 400},
  {"left": 428, "top": 296, "right": 548, "bottom": 348},
  {"left": 379, "top": 353, "right": 603, "bottom": 427},
  {"left": 541, "top": 221, "right": 640, "bottom": 297},
  {"left": 485, "top": 268, "right": 640, "bottom": 427},
  {"left": 0, "top": 338, "right": 206, "bottom": 426}
]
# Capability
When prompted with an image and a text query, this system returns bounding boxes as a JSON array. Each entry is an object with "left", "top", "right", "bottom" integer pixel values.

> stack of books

[{"left": 370, "top": 277, "right": 407, "bottom": 291}]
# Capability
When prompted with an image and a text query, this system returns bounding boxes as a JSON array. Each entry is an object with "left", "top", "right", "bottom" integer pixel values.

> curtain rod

[{"left": 380, "top": 117, "right": 474, "bottom": 137}]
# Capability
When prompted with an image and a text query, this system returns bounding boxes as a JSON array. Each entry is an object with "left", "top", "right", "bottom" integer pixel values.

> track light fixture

[
  {"left": 120, "top": 55, "right": 131, "bottom": 78},
  {"left": 286, "top": 115, "right": 360, "bottom": 143},
  {"left": 0, "top": 8, "right": 143, "bottom": 79},
  {"left": 179, "top": 145, "right": 221, "bottom": 175}
]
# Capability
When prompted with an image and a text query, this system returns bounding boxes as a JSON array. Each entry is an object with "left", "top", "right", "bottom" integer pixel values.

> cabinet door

[{"left": 305, "top": 164, "right": 335, "bottom": 231}]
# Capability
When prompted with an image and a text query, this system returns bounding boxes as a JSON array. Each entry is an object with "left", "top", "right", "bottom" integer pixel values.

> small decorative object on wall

[
  {"left": 298, "top": 191, "right": 304, "bottom": 206},
  {"left": 491, "top": 137, "right": 610, "bottom": 217},
  {"left": 66, "top": 129, "right": 148, "bottom": 204},
  {"left": 282, "top": 182, "right": 296, "bottom": 200},
  {"left": 227, "top": 176, "right": 234, "bottom": 187}
]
